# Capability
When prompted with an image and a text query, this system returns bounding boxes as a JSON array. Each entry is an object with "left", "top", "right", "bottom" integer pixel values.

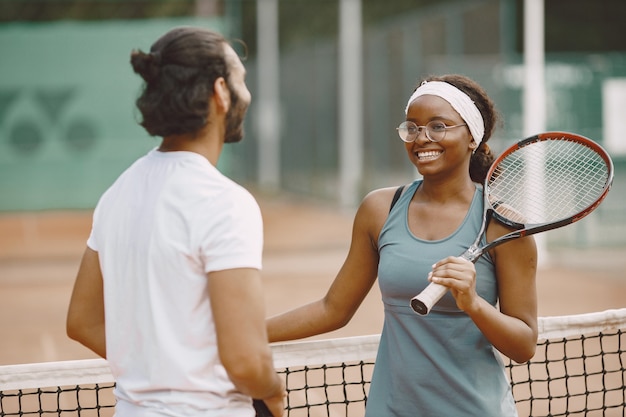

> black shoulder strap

[{"left": 389, "top": 185, "right": 406, "bottom": 213}]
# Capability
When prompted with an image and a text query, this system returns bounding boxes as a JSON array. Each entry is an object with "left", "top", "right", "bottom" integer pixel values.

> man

[{"left": 66, "top": 26, "right": 285, "bottom": 417}]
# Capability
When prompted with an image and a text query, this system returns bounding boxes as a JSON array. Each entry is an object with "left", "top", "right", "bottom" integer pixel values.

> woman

[{"left": 267, "top": 74, "right": 537, "bottom": 416}]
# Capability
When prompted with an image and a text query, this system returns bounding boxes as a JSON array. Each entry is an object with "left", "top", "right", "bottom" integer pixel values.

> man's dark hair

[{"left": 130, "top": 26, "right": 230, "bottom": 137}]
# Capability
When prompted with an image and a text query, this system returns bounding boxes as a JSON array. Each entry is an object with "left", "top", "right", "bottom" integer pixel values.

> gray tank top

[{"left": 365, "top": 179, "right": 517, "bottom": 417}]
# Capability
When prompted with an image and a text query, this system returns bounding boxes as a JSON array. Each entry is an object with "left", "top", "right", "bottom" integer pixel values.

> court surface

[{"left": 1, "top": 191, "right": 625, "bottom": 366}]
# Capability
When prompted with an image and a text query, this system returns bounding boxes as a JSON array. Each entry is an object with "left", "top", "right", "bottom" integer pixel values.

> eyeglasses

[{"left": 396, "top": 120, "right": 467, "bottom": 143}]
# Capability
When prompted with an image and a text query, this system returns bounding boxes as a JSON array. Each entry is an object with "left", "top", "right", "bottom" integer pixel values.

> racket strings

[
  {"left": 541, "top": 144, "right": 607, "bottom": 210},
  {"left": 488, "top": 139, "right": 610, "bottom": 224}
]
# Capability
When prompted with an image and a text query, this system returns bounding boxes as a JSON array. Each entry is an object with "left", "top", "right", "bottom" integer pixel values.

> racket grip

[
  {"left": 410, "top": 282, "right": 447, "bottom": 315},
  {"left": 253, "top": 399, "right": 273, "bottom": 417}
]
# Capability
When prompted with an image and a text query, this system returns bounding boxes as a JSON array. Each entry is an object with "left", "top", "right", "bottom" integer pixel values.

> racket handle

[
  {"left": 410, "top": 282, "right": 447, "bottom": 315},
  {"left": 253, "top": 399, "right": 273, "bottom": 417}
]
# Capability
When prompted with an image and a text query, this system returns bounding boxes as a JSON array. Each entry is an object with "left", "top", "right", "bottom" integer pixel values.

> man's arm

[
  {"left": 66, "top": 247, "right": 106, "bottom": 358},
  {"left": 209, "top": 268, "right": 285, "bottom": 415}
]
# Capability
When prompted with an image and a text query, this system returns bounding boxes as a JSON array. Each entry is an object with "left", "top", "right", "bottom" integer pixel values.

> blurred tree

[
  {"left": 0, "top": 0, "right": 197, "bottom": 22},
  {"left": 240, "top": 0, "right": 447, "bottom": 55},
  {"left": 2, "top": 0, "right": 624, "bottom": 53},
  {"left": 516, "top": 0, "right": 626, "bottom": 52}
]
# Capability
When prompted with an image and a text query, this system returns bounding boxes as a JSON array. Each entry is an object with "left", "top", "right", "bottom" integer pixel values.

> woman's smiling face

[{"left": 404, "top": 94, "right": 475, "bottom": 178}]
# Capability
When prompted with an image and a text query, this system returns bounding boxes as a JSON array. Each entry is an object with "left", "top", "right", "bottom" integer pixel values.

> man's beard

[{"left": 224, "top": 83, "right": 248, "bottom": 144}]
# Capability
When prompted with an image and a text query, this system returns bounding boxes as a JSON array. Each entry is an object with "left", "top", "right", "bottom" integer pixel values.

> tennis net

[{"left": 1, "top": 308, "right": 624, "bottom": 416}]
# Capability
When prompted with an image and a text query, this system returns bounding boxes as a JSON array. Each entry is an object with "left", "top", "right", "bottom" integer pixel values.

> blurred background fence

[{"left": 1, "top": 0, "right": 625, "bottom": 248}]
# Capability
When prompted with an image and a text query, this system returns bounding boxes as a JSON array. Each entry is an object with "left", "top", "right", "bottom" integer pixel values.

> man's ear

[{"left": 213, "top": 77, "right": 230, "bottom": 113}]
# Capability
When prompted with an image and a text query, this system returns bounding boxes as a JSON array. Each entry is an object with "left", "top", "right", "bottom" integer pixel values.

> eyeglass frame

[{"left": 396, "top": 120, "right": 467, "bottom": 143}]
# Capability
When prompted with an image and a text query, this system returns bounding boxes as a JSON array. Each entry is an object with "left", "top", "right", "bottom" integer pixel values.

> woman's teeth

[{"left": 417, "top": 150, "right": 441, "bottom": 161}]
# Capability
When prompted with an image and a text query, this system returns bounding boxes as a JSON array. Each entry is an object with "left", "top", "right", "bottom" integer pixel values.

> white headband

[{"left": 404, "top": 80, "right": 485, "bottom": 146}]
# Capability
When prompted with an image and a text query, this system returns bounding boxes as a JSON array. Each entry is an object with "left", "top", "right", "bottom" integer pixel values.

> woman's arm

[
  {"left": 477, "top": 228, "right": 538, "bottom": 362},
  {"left": 430, "top": 223, "right": 538, "bottom": 363},
  {"left": 267, "top": 189, "right": 394, "bottom": 343}
]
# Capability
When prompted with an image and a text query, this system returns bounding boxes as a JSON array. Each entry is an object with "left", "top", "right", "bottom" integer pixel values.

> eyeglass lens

[{"left": 397, "top": 121, "right": 446, "bottom": 143}]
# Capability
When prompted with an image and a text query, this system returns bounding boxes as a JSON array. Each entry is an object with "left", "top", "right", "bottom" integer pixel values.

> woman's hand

[{"left": 429, "top": 256, "right": 479, "bottom": 313}]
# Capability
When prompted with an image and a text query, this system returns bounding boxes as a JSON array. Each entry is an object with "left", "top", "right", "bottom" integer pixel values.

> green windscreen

[{"left": 0, "top": 18, "right": 226, "bottom": 211}]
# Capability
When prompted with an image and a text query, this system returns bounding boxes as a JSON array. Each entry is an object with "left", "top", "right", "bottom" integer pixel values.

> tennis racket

[
  {"left": 410, "top": 132, "right": 614, "bottom": 315},
  {"left": 253, "top": 399, "right": 273, "bottom": 417}
]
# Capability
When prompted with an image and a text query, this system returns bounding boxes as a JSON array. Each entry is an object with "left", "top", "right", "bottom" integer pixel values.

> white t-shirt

[{"left": 88, "top": 149, "right": 263, "bottom": 417}]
